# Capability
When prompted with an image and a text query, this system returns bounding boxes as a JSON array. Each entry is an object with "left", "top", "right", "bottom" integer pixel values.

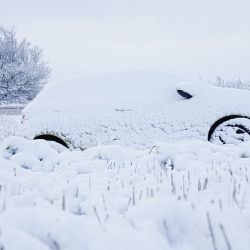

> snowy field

[{"left": 0, "top": 126, "right": 250, "bottom": 249}]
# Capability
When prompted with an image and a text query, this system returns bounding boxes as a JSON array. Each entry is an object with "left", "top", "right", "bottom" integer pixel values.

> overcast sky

[{"left": 1, "top": 0, "right": 250, "bottom": 81}]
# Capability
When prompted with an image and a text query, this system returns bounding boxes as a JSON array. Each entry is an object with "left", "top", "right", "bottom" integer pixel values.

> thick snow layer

[
  {"left": 1, "top": 136, "right": 250, "bottom": 250},
  {"left": 18, "top": 71, "right": 250, "bottom": 149}
]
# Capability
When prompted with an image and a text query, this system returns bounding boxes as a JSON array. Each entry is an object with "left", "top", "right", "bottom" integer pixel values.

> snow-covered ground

[{"left": 0, "top": 135, "right": 250, "bottom": 250}]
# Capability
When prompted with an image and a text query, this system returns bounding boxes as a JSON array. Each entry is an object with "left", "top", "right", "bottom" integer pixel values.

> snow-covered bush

[
  {"left": 0, "top": 26, "right": 50, "bottom": 104},
  {"left": 211, "top": 76, "right": 250, "bottom": 90}
]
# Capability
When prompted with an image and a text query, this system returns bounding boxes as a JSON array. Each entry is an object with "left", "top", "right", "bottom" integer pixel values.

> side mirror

[
  {"left": 176, "top": 81, "right": 197, "bottom": 100},
  {"left": 176, "top": 89, "right": 193, "bottom": 99}
]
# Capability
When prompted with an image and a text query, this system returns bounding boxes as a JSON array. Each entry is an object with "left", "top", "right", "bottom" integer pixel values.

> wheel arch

[{"left": 34, "top": 133, "right": 70, "bottom": 149}]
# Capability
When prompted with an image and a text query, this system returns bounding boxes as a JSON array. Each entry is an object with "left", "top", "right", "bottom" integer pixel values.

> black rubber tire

[{"left": 208, "top": 115, "right": 250, "bottom": 143}]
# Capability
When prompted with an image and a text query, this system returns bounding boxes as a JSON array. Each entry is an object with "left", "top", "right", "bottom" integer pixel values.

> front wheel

[{"left": 208, "top": 115, "right": 250, "bottom": 145}]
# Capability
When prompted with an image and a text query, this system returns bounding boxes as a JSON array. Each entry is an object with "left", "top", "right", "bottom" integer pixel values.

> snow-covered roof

[{"left": 26, "top": 71, "right": 187, "bottom": 111}]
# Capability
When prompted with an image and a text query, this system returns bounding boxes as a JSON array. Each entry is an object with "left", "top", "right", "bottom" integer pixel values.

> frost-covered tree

[{"left": 0, "top": 26, "right": 50, "bottom": 104}]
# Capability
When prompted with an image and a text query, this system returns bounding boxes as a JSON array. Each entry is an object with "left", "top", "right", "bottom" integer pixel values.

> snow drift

[{"left": 0, "top": 136, "right": 250, "bottom": 250}]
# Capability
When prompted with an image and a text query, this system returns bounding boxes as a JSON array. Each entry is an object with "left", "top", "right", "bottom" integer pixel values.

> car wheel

[
  {"left": 208, "top": 115, "right": 250, "bottom": 145},
  {"left": 34, "top": 133, "right": 69, "bottom": 150}
]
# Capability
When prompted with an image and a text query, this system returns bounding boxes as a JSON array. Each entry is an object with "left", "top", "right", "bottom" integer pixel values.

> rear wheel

[{"left": 34, "top": 134, "right": 69, "bottom": 150}]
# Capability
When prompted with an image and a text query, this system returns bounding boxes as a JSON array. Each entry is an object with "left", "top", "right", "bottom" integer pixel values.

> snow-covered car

[{"left": 18, "top": 71, "right": 250, "bottom": 150}]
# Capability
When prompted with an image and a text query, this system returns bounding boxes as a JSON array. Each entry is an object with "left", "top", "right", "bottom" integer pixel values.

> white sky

[{"left": 1, "top": 0, "right": 250, "bottom": 81}]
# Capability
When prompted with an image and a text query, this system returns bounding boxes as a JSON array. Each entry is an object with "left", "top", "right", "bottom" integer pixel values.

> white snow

[
  {"left": 0, "top": 115, "right": 20, "bottom": 142},
  {"left": 0, "top": 136, "right": 250, "bottom": 250}
]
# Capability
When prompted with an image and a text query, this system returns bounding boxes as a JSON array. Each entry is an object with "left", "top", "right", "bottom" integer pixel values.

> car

[{"left": 17, "top": 71, "right": 250, "bottom": 150}]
